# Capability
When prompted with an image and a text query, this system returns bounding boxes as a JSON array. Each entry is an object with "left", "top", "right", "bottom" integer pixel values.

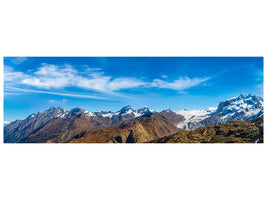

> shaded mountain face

[
  {"left": 149, "top": 117, "right": 263, "bottom": 143},
  {"left": 70, "top": 112, "right": 184, "bottom": 143},
  {"left": 4, "top": 106, "right": 68, "bottom": 143},
  {"left": 4, "top": 105, "right": 154, "bottom": 143},
  {"left": 175, "top": 94, "right": 263, "bottom": 130}
]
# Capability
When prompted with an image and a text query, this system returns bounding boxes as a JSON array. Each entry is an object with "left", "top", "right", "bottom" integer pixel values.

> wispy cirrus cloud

[
  {"left": 4, "top": 63, "right": 210, "bottom": 98},
  {"left": 7, "top": 57, "right": 28, "bottom": 65},
  {"left": 151, "top": 77, "right": 210, "bottom": 90},
  {"left": 48, "top": 99, "right": 68, "bottom": 104},
  {"left": 4, "top": 66, "right": 29, "bottom": 82},
  {"left": 161, "top": 75, "right": 168, "bottom": 79},
  {"left": 5, "top": 87, "right": 108, "bottom": 100}
]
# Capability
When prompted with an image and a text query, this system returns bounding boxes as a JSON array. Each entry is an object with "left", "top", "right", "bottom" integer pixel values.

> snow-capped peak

[
  {"left": 116, "top": 105, "right": 133, "bottom": 115},
  {"left": 68, "top": 107, "right": 85, "bottom": 117},
  {"left": 175, "top": 94, "right": 263, "bottom": 130},
  {"left": 112, "top": 105, "right": 153, "bottom": 117},
  {"left": 137, "top": 106, "right": 150, "bottom": 114},
  {"left": 217, "top": 94, "right": 263, "bottom": 114}
]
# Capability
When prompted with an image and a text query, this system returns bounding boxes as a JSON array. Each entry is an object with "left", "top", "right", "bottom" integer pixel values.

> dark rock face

[
  {"left": 8, "top": 113, "right": 135, "bottom": 143},
  {"left": 4, "top": 106, "right": 68, "bottom": 143},
  {"left": 159, "top": 110, "right": 185, "bottom": 124},
  {"left": 149, "top": 117, "right": 263, "bottom": 143}
]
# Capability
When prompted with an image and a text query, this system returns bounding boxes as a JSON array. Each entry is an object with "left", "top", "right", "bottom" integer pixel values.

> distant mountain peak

[
  {"left": 117, "top": 105, "right": 133, "bottom": 114},
  {"left": 48, "top": 106, "right": 56, "bottom": 112},
  {"left": 137, "top": 106, "right": 151, "bottom": 114},
  {"left": 217, "top": 94, "right": 263, "bottom": 113},
  {"left": 121, "top": 105, "right": 132, "bottom": 110},
  {"left": 68, "top": 107, "right": 85, "bottom": 116}
]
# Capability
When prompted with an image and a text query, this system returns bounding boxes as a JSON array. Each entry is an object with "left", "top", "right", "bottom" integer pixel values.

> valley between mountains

[{"left": 4, "top": 94, "right": 264, "bottom": 143}]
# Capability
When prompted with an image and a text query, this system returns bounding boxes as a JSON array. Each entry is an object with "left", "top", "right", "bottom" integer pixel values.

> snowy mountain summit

[
  {"left": 176, "top": 94, "right": 263, "bottom": 130},
  {"left": 114, "top": 105, "right": 153, "bottom": 117},
  {"left": 217, "top": 94, "right": 263, "bottom": 121}
]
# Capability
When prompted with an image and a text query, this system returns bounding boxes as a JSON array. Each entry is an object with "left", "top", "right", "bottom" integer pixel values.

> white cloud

[
  {"left": 82, "top": 66, "right": 102, "bottom": 72},
  {"left": 48, "top": 99, "right": 57, "bottom": 103},
  {"left": 21, "top": 63, "right": 77, "bottom": 89},
  {"left": 5, "top": 87, "right": 107, "bottom": 100},
  {"left": 9, "top": 57, "right": 28, "bottom": 65},
  {"left": 151, "top": 76, "right": 210, "bottom": 90},
  {"left": 109, "top": 78, "right": 146, "bottom": 90},
  {"left": 4, "top": 64, "right": 211, "bottom": 96},
  {"left": 161, "top": 75, "right": 168, "bottom": 78},
  {"left": 76, "top": 72, "right": 111, "bottom": 92},
  {"left": 18, "top": 64, "right": 147, "bottom": 93},
  {"left": 48, "top": 99, "right": 68, "bottom": 104},
  {"left": 4, "top": 66, "right": 28, "bottom": 82}
]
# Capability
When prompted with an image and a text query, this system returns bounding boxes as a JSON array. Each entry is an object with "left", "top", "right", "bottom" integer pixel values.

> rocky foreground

[{"left": 148, "top": 117, "right": 263, "bottom": 143}]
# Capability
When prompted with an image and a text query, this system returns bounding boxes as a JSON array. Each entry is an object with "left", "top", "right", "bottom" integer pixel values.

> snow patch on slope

[{"left": 175, "top": 107, "right": 216, "bottom": 130}]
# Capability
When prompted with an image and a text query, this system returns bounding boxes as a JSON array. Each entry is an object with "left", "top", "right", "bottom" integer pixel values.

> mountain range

[
  {"left": 4, "top": 94, "right": 264, "bottom": 143},
  {"left": 175, "top": 94, "right": 263, "bottom": 130}
]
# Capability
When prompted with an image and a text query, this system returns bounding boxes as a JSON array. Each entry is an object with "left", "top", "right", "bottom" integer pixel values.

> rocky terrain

[
  {"left": 149, "top": 117, "right": 263, "bottom": 143},
  {"left": 70, "top": 111, "right": 184, "bottom": 143}
]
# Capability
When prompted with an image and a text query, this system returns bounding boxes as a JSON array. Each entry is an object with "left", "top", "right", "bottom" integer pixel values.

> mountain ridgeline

[{"left": 4, "top": 94, "right": 264, "bottom": 143}]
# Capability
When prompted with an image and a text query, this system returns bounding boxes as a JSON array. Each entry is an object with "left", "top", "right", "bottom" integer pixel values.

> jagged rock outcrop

[{"left": 149, "top": 117, "right": 263, "bottom": 143}]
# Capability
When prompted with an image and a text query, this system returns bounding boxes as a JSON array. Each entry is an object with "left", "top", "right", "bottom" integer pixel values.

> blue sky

[{"left": 4, "top": 57, "right": 263, "bottom": 122}]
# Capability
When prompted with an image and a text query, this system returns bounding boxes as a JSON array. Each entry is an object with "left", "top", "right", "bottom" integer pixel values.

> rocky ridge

[{"left": 149, "top": 117, "right": 263, "bottom": 143}]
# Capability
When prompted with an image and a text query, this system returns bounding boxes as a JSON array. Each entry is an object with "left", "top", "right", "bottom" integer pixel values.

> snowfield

[{"left": 175, "top": 107, "right": 216, "bottom": 130}]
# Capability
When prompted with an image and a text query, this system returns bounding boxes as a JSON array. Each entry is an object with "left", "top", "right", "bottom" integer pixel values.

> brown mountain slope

[
  {"left": 8, "top": 108, "right": 184, "bottom": 143},
  {"left": 70, "top": 112, "right": 183, "bottom": 143},
  {"left": 148, "top": 117, "right": 263, "bottom": 143},
  {"left": 21, "top": 113, "right": 120, "bottom": 143},
  {"left": 4, "top": 107, "right": 67, "bottom": 143}
]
